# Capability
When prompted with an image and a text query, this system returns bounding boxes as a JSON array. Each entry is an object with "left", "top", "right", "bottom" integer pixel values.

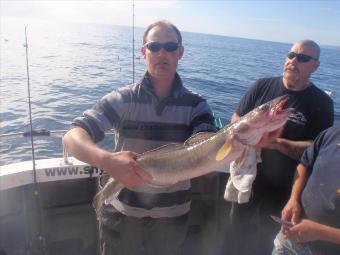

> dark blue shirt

[
  {"left": 301, "top": 125, "right": 340, "bottom": 254},
  {"left": 236, "top": 77, "right": 334, "bottom": 197}
]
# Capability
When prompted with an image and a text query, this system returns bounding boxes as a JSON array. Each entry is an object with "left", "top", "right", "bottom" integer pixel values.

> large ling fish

[{"left": 93, "top": 95, "right": 293, "bottom": 215}]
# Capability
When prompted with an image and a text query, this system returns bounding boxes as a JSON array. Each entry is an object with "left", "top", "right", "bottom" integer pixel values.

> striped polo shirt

[{"left": 72, "top": 72, "right": 216, "bottom": 218}]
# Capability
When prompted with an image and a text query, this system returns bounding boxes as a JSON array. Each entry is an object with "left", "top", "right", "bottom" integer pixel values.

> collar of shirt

[{"left": 140, "top": 72, "right": 184, "bottom": 99}]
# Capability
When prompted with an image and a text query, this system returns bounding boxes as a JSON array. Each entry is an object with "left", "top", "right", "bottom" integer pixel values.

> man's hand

[
  {"left": 256, "top": 128, "right": 282, "bottom": 149},
  {"left": 281, "top": 198, "right": 302, "bottom": 237},
  {"left": 63, "top": 128, "right": 152, "bottom": 188},
  {"left": 255, "top": 128, "right": 312, "bottom": 160},
  {"left": 281, "top": 198, "right": 301, "bottom": 225},
  {"left": 285, "top": 219, "right": 324, "bottom": 243},
  {"left": 100, "top": 151, "right": 152, "bottom": 188}
]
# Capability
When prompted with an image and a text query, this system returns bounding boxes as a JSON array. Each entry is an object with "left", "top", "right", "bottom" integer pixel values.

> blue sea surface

[{"left": 1, "top": 19, "right": 339, "bottom": 165}]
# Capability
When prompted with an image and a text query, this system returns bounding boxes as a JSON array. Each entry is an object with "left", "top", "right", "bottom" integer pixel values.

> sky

[{"left": 1, "top": 0, "right": 340, "bottom": 46}]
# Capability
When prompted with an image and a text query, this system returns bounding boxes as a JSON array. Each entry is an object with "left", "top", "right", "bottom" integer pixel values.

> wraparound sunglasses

[
  {"left": 144, "top": 42, "right": 181, "bottom": 52},
  {"left": 287, "top": 52, "right": 318, "bottom": 63}
]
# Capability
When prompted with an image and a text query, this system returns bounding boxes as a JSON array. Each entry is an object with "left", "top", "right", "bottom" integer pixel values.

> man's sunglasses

[
  {"left": 287, "top": 52, "right": 318, "bottom": 63},
  {"left": 144, "top": 42, "right": 180, "bottom": 52}
]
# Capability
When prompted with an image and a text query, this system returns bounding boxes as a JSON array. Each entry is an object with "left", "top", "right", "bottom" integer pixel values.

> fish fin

[
  {"left": 216, "top": 140, "right": 233, "bottom": 161},
  {"left": 137, "top": 143, "right": 184, "bottom": 159},
  {"left": 92, "top": 178, "right": 123, "bottom": 218},
  {"left": 184, "top": 132, "right": 216, "bottom": 146},
  {"left": 147, "top": 182, "right": 176, "bottom": 188}
]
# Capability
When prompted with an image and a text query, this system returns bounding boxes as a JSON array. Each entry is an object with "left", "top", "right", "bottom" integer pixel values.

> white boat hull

[{"left": 0, "top": 159, "right": 99, "bottom": 254}]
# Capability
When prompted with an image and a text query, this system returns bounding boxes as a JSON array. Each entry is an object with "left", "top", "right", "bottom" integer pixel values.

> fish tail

[{"left": 92, "top": 180, "right": 123, "bottom": 218}]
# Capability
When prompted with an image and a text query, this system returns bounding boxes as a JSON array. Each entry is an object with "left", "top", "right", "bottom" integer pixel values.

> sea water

[{"left": 1, "top": 18, "right": 339, "bottom": 165}]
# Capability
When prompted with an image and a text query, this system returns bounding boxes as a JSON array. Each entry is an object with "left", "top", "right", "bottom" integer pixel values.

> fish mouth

[
  {"left": 276, "top": 95, "right": 289, "bottom": 113},
  {"left": 270, "top": 95, "right": 293, "bottom": 117}
]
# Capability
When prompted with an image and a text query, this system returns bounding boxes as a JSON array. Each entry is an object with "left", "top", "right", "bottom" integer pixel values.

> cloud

[
  {"left": 1, "top": 0, "right": 183, "bottom": 27},
  {"left": 135, "top": 0, "right": 182, "bottom": 9}
]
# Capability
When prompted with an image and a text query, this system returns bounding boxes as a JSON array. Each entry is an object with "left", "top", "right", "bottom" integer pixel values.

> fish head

[{"left": 234, "top": 95, "right": 294, "bottom": 145}]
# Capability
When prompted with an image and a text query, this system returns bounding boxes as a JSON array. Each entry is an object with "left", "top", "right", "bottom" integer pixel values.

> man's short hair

[
  {"left": 297, "top": 39, "right": 321, "bottom": 60},
  {"left": 142, "top": 20, "right": 182, "bottom": 45}
]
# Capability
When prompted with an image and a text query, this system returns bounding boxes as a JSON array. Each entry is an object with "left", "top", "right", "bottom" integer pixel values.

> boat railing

[
  {"left": 0, "top": 114, "right": 227, "bottom": 168},
  {"left": 0, "top": 129, "right": 115, "bottom": 165}
]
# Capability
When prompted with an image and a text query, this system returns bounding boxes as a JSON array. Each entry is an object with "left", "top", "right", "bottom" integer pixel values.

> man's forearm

[
  {"left": 318, "top": 224, "right": 340, "bottom": 245},
  {"left": 271, "top": 138, "right": 312, "bottom": 160},
  {"left": 63, "top": 127, "right": 110, "bottom": 168},
  {"left": 289, "top": 164, "right": 309, "bottom": 202}
]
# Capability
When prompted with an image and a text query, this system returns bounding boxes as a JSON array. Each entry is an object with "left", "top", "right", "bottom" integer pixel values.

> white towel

[{"left": 224, "top": 146, "right": 261, "bottom": 204}]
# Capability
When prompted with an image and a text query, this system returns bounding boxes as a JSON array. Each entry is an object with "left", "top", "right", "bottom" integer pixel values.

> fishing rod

[
  {"left": 24, "top": 26, "right": 36, "bottom": 178},
  {"left": 24, "top": 26, "right": 46, "bottom": 254},
  {"left": 132, "top": 0, "right": 135, "bottom": 84}
]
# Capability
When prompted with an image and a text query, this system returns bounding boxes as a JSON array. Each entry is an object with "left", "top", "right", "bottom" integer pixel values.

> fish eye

[
  {"left": 259, "top": 104, "right": 269, "bottom": 112},
  {"left": 237, "top": 122, "right": 250, "bottom": 133}
]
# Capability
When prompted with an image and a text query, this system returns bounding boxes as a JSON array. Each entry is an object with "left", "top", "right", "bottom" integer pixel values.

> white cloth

[{"left": 224, "top": 146, "right": 261, "bottom": 204}]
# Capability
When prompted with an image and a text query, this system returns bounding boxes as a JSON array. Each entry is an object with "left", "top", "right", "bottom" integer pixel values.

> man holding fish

[
  {"left": 63, "top": 20, "right": 217, "bottom": 255},
  {"left": 228, "top": 40, "right": 334, "bottom": 254}
]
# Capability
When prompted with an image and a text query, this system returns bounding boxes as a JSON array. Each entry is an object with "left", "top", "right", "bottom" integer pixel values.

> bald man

[{"left": 227, "top": 40, "right": 334, "bottom": 255}]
